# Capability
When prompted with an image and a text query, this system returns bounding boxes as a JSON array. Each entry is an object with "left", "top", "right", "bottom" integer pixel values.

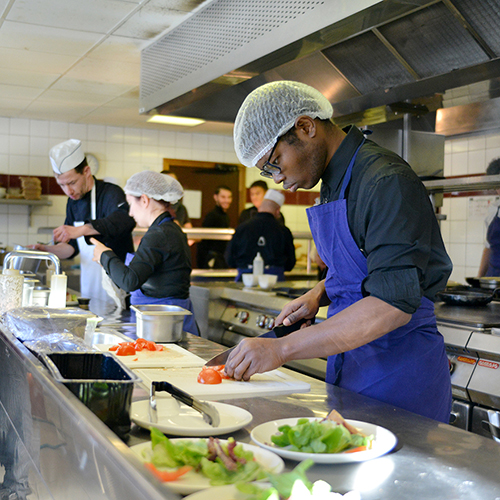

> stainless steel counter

[
  {"left": 129, "top": 334, "right": 500, "bottom": 500},
  {"left": 2, "top": 319, "right": 500, "bottom": 499}
]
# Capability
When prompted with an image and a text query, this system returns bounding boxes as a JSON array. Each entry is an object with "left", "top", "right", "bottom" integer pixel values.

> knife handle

[{"left": 273, "top": 317, "right": 314, "bottom": 337}]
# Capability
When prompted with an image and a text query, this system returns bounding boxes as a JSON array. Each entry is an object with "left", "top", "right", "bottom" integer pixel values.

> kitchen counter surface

[
  {"left": 127, "top": 333, "right": 500, "bottom": 500},
  {"left": 2, "top": 315, "right": 500, "bottom": 499}
]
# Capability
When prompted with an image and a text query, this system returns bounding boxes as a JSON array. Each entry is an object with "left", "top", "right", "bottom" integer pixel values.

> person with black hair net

[
  {"left": 91, "top": 171, "right": 198, "bottom": 335},
  {"left": 478, "top": 158, "right": 500, "bottom": 277},
  {"left": 225, "top": 80, "right": 453, "bottom": 423}
]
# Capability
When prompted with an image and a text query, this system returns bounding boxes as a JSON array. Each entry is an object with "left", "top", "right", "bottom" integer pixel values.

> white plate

[
  {"left": 183, "top": 484, "right": 258, "bottom": 500},
  {"left": 94, "top": 343, "right": 205, "bottom": 368},
  {"left": 250, "top": 417, "right": 397, "bottom": 464},
  {"left": 130, "top": 439, "right": 284, "bottom": 495},
  {"left": 131, "top": 398, "right": 253, "bottom": 436}
]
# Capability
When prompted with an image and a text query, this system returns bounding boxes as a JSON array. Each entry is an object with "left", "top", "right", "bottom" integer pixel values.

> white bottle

[
  {"left": 253, "top": 252, "right": 264, "bottom": 276},
  {"left": 48, "top": 273, "right": 67, "bottom": 308}
]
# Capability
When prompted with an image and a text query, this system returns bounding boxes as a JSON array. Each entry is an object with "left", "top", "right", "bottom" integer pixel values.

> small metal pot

[
  {"left": 131, "top": 304, "right": 191, "bottom": 342},
  {"left": 32, "top": 286, "right": 51, "bottom": 306}
]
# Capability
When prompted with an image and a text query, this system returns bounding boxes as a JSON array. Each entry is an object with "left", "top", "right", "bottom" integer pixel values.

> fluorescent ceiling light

[{"left": 147, "top": 115, "right": 205, "bottom": 126}]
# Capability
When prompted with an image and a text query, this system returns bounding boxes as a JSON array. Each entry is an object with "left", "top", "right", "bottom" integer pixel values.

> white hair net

[
  {"left": 234, "top": 81, "right": 333, "bottom": 168},
  {"left": 124, "top": 171, "right": 184, "bottom": 203}
]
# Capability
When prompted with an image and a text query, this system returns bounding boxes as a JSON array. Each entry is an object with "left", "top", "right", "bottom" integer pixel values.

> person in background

[
  {"left": 225, "top": 80, "right": 453, "bottom": 423},
  {"left": 196, "top": 185, "right": 233, "bottom": 269},
  {"left": 162, "top": 171, "right": 195, "bottom": 246},
  {"left": 30, "top": 139, "right": 135, "bottom": 303},
  {"left": 478, "top": 158, "right": 500, "bottom": 277},
  {"left": 238, "top": 179, "right": 285, "bottom": 225},
  {"left": 91, "top": 171, "right": 198, "bottom": 335},
  {"left": 227, "top": 189, "right": 295, "bottom": 281}
]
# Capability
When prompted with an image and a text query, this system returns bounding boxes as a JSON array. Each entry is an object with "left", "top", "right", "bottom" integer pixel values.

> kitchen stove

[{"left": 436, "top": 302, "right": 500, "bottom": 441}]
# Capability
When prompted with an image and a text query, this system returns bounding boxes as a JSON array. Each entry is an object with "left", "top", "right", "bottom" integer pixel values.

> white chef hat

[
  {"left": 234, "top": 81, "right": 333, "bottom": 168},
  {"left": 49, "top": 139, "right": 85, "bottom": 175},
  {"left": 264, "top": 189, "right": 285, "bottom": 207}
]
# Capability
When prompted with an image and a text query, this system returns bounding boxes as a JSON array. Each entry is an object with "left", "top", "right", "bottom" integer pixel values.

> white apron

[{"left": 74, "top": 184, "right": 116, "bottom": 303}]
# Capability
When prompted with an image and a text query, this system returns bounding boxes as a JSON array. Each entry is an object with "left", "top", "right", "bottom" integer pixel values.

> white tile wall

[
  {"left": 1, "top": 115, "right": 495, "bottom": 283},
  {"left": 442, "top": 131, "right": 500, "bottom": 284},
  {"left": 0, "top": 116, "right": 240, "bottom": 249}
]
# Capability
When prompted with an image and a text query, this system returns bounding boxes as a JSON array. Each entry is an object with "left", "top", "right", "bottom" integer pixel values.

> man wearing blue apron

[
  {"left": 226, "top": 189, "right": 296, "bottom": 281},
  {"left": 226, "top": 81, "right": 453, "bottom": 423},
  {"left": 478, "top": 158, "right": 500, "bottom": 277},
  {"left": 32, "top": 139, "right": 135, "bottom": 304}
]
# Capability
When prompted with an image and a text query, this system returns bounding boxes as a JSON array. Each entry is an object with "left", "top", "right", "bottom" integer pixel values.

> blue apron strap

[{"left": 339, "top": 139, "right": 365, "bottom": 200}]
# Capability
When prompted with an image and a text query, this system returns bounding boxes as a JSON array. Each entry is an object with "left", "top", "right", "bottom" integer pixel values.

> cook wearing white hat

[
  {"left": 263, "top": 189, "right": 285, "bottom": 207},
  {"left": 226, "top": 187, "right": 295, "bottom": 282},
  {"left": 49, "top": 139, "right": 86, "bottom": 175},
  {"left": 29, "top": 139, "right": 135, "bottom": 306}
]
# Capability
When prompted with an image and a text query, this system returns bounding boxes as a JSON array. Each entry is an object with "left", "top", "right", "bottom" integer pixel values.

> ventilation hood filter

[
  {"left": 140, "top": 0, "right": 381, "bottom": 114},
  {"left": 378, "top": 3, "right": 489, "bottom": 79}
]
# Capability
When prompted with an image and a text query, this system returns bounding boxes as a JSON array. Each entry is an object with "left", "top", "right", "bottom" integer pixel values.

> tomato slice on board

[
  {"left": 115, "top": 343, "right": 136, "bottom": 356},
  {"left": 144, "top": 463, "right": 192, "bottom": 482},
  {"left": 197, "top": 368, "right": 222, "bottom": 384},
  {"left": 109, "top": 345, "right": 119, "bottom": 351}
]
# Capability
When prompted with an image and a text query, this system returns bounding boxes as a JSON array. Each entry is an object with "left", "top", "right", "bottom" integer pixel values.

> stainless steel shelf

[
  {"left": 0, "top": 197, "right": 52, "bottom": 226},
  {"left": 423, "top": 174, "right": 500, "bottom": 194}
]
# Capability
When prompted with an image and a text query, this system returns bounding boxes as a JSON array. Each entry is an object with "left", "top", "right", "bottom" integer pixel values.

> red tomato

[
  {"left": 155, "top": 345, "right": 164, "bottom": 351},
  {"left": 197, "top": 368, "right": 222, "bottom": 384},
  {"left": 202, "top": 364, "right": 232, "bottom": 380},
  {"left": 115, "top": 343, "right": 136, "bottom": 356},
  {"left": 144, "top": 463, "right": 192, "bottom": 482},
  {"left": 134, "top": 338, "right": 160, "bottom": 351},
  {"left": 109, "top": 345, "right": 119, "bottom": 351}
]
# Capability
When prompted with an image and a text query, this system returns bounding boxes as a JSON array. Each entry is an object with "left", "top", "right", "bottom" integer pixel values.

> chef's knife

[
  {"left": 151, "top": 381, "right": 220, "bottom": 427},
  {"left": 204, "top": 317, "right": 312, "bottom": 367}
]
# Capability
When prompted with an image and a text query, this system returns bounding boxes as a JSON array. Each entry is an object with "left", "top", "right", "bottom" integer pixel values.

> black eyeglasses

[{"left": 260, "top": 138, "right": 281, "bottom": 179}]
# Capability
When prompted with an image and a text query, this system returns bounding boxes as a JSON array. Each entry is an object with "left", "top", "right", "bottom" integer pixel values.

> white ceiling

[{"left": 0, "top": 0, "right": 233, "bottom": 134}]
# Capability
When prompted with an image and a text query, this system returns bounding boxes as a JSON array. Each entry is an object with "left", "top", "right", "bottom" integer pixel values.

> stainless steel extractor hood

[{"left": 140, "top": 0, "right": 500, "bottom": 131}]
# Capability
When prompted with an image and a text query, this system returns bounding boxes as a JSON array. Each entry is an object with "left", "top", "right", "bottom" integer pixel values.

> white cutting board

[
  {"left": 94, "top": 343, "right": 205, "bottom": 369},
  {"left": 134, "top": 366, "right": 311, "bottom": 401}
]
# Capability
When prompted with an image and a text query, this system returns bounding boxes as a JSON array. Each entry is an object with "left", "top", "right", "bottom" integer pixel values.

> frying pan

[{"left": 437, "top": 288, "right": 500, "bottom": 306}]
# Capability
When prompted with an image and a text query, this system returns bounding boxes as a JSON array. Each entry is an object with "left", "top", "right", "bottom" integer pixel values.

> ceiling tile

[
  {"left": 37, "top": 89, "right": 115, "bottom": 107},
  {"left": 87, "top": 35, "right": 143, "bottom": 63},
  {"left": 0, "top": 47, "right": 74, "bottom": 73},
  {"left": 0, "top": 83, "right": 41, "bottom": 100},
  {"left": 0, "top": 97, "right": 31, "bottom": 111},
  {"left": 6, "top": 0, "right": 138, "bottom": 33},
  {"left": 0, "top": 21, "right": 103, "bottom": 56},
  {"left": 50, "top": 76, "right": 136, "bottom": 96},
  {"left": 0, "top": 68, "right": 60, "bottom": 88},
  {"left": 114, "top": 8, "right": 188, "bottom": 39},
  {"left": 63, "top": 57, "right": 139, "bottom": 86},
  {"left": 102, "top": 96, "right": 139, "bottom": 109}
]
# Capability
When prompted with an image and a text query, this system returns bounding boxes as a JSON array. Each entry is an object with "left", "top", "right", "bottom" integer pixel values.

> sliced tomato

[
  {"left": 109, "top": 345, "right": 119, "bottom": 351},
  {"left": 203, "top": 364, "right": 233, "bottom": 380},
  {"left": 197, "top": 368, "right": 222, "bottom": 384},
  {"left": 155, "top": 344, "right": 164, "bottom": 351},
  {"left": 115, "top": 343, "right": 136, "bottom": 356},
  {"left": 144, "top": 463, "right": 192, "bottom": 482},
  {"left": 134, "top": 338, "right": 160, "bottom": 351}
]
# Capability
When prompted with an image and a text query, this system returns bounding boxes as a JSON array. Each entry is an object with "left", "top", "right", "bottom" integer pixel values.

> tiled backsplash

[{"left": 0, "top": 114, "right": 497, "bottom": 284}]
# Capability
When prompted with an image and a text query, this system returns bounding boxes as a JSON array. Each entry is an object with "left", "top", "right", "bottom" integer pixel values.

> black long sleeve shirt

[
  {"left": 226, "top": 212, "right": 296, "bottom": 271},
  {"left": 101, "top": 213, "right": 191, "bottom": 299},
  {"left": 64, "top": 178, "right": 135, "bottom": 262},
  {"left": 320, "top": 126, "right": 452, "bottom": 314}
]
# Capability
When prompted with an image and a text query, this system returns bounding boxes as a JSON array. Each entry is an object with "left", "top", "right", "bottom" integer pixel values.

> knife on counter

[{"left": 204, "top": 317, "right": 313, "bottom": 367}]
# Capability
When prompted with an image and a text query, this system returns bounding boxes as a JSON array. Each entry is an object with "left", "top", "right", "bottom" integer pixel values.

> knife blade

[{"left": 204, "top": 317, "right": 312, "bottom": 367}]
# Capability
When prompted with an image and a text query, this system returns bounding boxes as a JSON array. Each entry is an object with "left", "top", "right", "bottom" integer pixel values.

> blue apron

[
  {"left": 125, "top": 216, "right": 199, "bottom": 336},
  {"left": 486, "top": 207, "right": 500, "bottom": 276},
  {"left": 236, "top": 265, "right": 285, "bottom": 282},
  {"left": 306, "top": 141, "right": 452, "bottom": 422}
]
